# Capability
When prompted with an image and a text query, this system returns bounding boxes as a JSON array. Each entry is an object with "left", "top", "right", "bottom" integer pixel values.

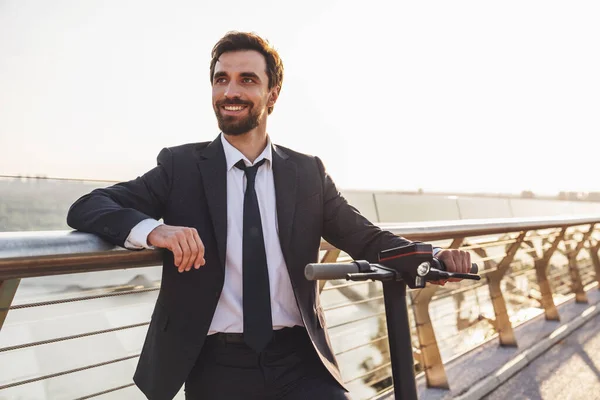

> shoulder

[
  {"left": 273, "top": 144, "right": 328, "bottom": 174},
  {"left": 273, "top": 144, "right": 319, "bottom": 163},
  {"left": 155, "top": 141, "right": 211, "bottom": 159},
  {"left": 153, "top": 141, "right": 212, "bottom": 169},
  {"left": 166, "top": 142, "right": 211, "bottom": 156}
]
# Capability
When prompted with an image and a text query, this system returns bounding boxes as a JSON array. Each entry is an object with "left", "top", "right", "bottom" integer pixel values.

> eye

[
  {"left": 242, "top": 77, "right": 255, "bottom": 84},
  {"left": 214, "top": 77, "right": 227, "bottom": 84}
]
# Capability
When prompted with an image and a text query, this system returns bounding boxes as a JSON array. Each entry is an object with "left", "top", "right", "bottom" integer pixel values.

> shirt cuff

[{"left": 124, "top": 219, "right": 163, "bottom": 249}]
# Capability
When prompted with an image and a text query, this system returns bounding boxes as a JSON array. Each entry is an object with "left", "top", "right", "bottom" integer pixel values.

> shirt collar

[{"left": 220, "top": 133, "right": 272, "bottom": 171}]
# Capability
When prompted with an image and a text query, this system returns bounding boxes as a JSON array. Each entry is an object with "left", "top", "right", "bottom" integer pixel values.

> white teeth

[{"left": 224, "top": 105, "right": 245, "bottom": 111}]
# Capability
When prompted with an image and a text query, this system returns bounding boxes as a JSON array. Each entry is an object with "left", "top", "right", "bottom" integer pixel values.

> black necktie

[{"left": 235, "top": 159, "right": 272, "bottom": 352}]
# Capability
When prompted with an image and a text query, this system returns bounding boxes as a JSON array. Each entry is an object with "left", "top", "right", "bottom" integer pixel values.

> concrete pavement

[{"left": 485, "top": 310, "right": 600, "bottom": 400}]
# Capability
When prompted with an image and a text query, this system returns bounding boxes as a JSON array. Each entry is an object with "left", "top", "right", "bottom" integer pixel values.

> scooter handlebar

[
  {"left": 305, "top": 259, "right": 479, "bottom": 281},
  {"left": 304, "top": 262, "right": 362, "bottom": 281}
]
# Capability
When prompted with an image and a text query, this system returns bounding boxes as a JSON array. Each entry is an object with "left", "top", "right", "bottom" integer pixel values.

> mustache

[{"left": 216, "top": 98, "right": 253, "bottom": 107}]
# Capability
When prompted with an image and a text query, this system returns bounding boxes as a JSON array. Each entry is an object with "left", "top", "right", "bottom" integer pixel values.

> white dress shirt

[{"left": 125, "top": 134, "right": 304, "bottom": 333}]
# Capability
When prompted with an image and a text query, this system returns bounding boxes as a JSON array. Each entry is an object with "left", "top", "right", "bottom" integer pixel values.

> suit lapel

[
  {"left": 196, "top": 136, "right": 227, "bottom": 270},
  {"left": 272, "top": 145, "right": 297, "bottom": 259}
]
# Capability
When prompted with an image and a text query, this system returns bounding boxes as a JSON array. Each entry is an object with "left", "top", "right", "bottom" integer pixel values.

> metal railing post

[
  {"left": 408, "top": 238, "right": 464, "bottom": 389},
  {"left": 0, "top": 278, "right": 20, "bottom": 331},
  {"left": 410, "top": 285, "right": 447, "bottom": 389},
  {"left": 534, "top": 228, "right": 566, "bottom": 321},
  {"left": 565, "top": 224, "right": 594, "bottom": 303},
  {"left": 590, "top": 240, "right": 600, "bottom": 289},
  {"left": 486, "top": 231, "right": 526, "bottom": 347}
]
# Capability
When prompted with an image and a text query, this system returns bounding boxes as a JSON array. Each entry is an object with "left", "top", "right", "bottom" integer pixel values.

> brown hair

[{"left": 210, "top": 31, "right": 284, "bottom": 114}]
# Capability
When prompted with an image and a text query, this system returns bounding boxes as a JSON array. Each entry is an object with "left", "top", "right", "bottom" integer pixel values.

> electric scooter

[{"left": 305, "top": 242, "right": 480, "bottom": 400}]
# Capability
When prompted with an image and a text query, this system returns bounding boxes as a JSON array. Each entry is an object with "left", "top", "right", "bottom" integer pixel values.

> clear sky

[{"left": 1, "top": 0, "right": 599, "bottom": 194}]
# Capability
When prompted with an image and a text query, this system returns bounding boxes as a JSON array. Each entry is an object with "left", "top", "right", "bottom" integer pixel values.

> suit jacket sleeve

[
  {"left": 66, "top": 148, "right": 173, "bottom": 247},
  {"left": 316, "top": 156, "right": 412, "bottom": 263}
]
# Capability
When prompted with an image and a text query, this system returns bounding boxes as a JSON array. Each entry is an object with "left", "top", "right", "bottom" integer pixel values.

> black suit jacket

[{"left": 67, "top": 135, "right": 411, "bottom": 400}]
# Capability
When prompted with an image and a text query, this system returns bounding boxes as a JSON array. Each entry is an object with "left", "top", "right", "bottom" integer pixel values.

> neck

[{"left": 223, "top": 126, "right": 268, "bottom": 163}]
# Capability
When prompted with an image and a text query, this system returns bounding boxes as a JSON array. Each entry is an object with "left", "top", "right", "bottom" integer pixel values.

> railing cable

[
  {"left": 2, "top": 287, "right": 159, "bottom": 311},
  {"left": 0, "top": 321, "right": 150, "bottom": 353},
  {"left": 0, "top": 354, "right": 140, "bottom": 390}
]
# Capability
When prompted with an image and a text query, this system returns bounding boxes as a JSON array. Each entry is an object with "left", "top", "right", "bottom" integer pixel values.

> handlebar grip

[
  {"left": 304, "top": 262, "right": 361, "bottom": 281},
  {"left": 435, "top": 258, "right": 479, "bottom": 274}
]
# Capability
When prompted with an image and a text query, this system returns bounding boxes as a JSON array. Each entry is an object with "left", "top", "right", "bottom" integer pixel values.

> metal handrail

[
  {"left": 2, "top": 215, "right": 599, "bottom": 280},
  {"left": 0, "top": 231, "right": 162, "bottom": 280}
]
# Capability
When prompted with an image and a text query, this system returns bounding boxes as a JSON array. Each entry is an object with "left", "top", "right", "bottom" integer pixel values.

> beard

[{"left": 214, "top": 99, "right": 263, "bottom": 136}]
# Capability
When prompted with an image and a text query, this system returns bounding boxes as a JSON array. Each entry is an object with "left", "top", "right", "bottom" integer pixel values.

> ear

[{"left": 268, "top": 86, "right": 280, "bottom": 107}]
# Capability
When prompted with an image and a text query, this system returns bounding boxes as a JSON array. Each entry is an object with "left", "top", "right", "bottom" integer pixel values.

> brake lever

[
  {"left": 347, "top": 265, "right": 396, "bottom": 282},
  {"left": 426, "top": 268, "right": 481, "bottom": 281}
]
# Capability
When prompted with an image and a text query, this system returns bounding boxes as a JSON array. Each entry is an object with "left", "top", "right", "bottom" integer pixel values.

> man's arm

[
  {"left": 315, "top": 157, "right": 472, "bottom": 278},
  {"left": 67, "top": 147, "right": 206, "bottom": 272},
  {"left": 315, "top": 156, "right": 411, "bottom": 263},
  {"left": 66, "top": 148, "right": 174, "bottom": 247}
]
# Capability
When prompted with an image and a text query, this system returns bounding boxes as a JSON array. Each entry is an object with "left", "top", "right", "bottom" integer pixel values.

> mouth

[{"left": 220, "top": 104, "right": 249, "bottom": 115}]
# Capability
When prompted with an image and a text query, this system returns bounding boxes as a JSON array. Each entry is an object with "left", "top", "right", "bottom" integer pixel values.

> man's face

[{"left": 212, "top": 50, "right": 275, "bottom": 136}]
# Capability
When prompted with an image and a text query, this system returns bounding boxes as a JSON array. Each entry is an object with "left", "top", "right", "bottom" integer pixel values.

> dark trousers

[{"left": 185, "top": 326, "right": 351, "bottom": 400}]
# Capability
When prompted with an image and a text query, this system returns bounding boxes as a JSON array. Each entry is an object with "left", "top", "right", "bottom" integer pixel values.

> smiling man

[{"left": 67, "top": 31, "right": 472, "bottom": 400}]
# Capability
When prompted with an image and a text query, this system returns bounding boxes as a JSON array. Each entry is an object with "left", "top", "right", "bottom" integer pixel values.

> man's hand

[
  {"left": 148, "top": 225, "right": 205, "bottom": 273},
  {"left": 431, "top": 249, "right": 471, "bottom": 286}
]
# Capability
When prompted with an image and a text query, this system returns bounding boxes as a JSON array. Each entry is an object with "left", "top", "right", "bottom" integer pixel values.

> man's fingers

[
  {"left": 446, "top": 250, "right": 470, "bottom": 274},
  {"left": 186, "top": 228, "right": 203, "bottom": 268},
  {"left": 184, "top": 238, "right": 196, "bottom": 272},
  {"left": 453, "top": 252, "right": 462, "bottom": 273},
  {"left": 437, "top": 249, "right": 474, "bottom": 279},
  {"left": 171, "top": 241, "right": 184, "bottom": 271},
  {"left": 191, "top": 231, "right": 205, "bottom": 269},
  {"left": 176, "top": 231, "right": 192, "bottom": 272},
  {"left": 452, "top": 252, "right": 458, "bottom": 273},
  {"left": 155, "top": 225, "right": 205, "bottom": 273}
]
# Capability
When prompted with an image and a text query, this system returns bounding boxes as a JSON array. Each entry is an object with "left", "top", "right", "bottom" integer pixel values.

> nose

[{"left": 224, "top": 81, "right": 242, "bottom": 99}]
